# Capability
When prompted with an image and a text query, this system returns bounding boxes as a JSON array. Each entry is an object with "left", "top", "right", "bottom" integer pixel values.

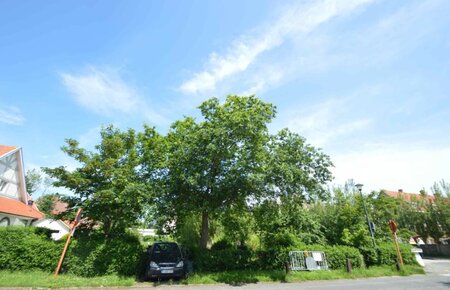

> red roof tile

[
  {"left": 382, "top": 190, "right": 435, "bottom": 203},
  {"left": 52, "top": 200, "right": 68, "bottom": 215},
  {"left": 0, "top": 197, "right": 44, "bottom": 219},
  {"left": 0, "top": 145, "right": 17, "bottom": 157}
]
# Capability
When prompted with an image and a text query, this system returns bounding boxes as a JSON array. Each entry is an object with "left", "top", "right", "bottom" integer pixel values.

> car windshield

[{"left": 151, "top": 243, "right": 181, "bottom": 263}]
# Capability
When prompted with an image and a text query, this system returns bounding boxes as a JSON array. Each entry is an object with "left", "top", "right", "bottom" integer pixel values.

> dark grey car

[{"left": 146, "top": 242, "right": 185, "bottom": 280}]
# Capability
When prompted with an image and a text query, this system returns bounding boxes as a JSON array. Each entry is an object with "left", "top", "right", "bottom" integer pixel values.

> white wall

[
  {"left": 33, "top": 219, "right": 69, "bottom": 240},
  {"left": 0, "top": 213, "right": 32, "bottom": 226}
]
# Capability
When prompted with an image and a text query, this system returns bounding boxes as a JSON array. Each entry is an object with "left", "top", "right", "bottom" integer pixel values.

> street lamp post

[{"left": 355, "top": 183, "right": 378, "bottom": 252}]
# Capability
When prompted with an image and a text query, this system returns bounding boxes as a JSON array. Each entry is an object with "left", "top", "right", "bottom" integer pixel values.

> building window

[
  {"left": 0, "top": 180, "right": 7, "bottom": 192},
  {"left": 0, "top": 217, "right": 10, "bottom": 226}
]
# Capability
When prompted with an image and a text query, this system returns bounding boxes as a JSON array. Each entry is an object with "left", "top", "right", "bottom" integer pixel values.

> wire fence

[{"left": 289, "top": 251, "right": 329, "bottom": 271}]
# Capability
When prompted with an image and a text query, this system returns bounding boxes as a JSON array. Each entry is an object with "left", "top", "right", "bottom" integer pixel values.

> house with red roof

[
  {"left": 382, "top": 189, "right": 435, "bottom": 204},
  {"left": 0, "top": 145, "right": 44, "bottom": 226}
]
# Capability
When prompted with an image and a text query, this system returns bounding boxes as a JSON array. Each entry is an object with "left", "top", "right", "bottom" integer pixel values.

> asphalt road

[{"left": 130, "top": 258, "right": 450, "bottom": 290}]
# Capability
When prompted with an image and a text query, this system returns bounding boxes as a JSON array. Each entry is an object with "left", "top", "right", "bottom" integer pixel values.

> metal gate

[{"left": 289, "top": 251, "right": 329, "bottom": 271}]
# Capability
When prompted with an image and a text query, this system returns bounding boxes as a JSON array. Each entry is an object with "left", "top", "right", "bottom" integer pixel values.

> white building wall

[
  {"left": 33, "top": 219, "right": 70, "bottom": 240},
  {"left": 0, "top": 213, "right": 32, "bottom": 226}
]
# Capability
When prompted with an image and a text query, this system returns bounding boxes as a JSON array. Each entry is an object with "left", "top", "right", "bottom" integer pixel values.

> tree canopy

[
  {"left": 43, "top": 126, "right": 152, "bottom": 236},
  {"left": 44, "top": 95, "right": 334, "bottom": 245}
]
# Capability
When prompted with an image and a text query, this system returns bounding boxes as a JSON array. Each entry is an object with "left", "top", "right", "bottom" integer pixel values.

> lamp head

[{"left": 355, "top": 183, "right": 364, "bottom": 191}]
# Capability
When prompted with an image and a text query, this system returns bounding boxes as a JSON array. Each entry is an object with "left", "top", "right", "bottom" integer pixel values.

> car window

[{"left": 151, "top": 243, "right": 181, "bottom": 263}]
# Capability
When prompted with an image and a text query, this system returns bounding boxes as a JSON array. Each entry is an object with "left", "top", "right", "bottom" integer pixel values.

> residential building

[{"left": 0, "top": 145, "right": 44, "bottom": 226}]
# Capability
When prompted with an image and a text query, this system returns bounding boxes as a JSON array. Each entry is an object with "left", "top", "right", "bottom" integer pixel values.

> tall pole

[
  {"left": 389, "top": 220, "right": 404, "bottom": 267},
  {"left": 54, "top": 208, "right": 82, "bottom": 277},
  {"left": 355, "top": 184, "right": 378, "bottom": 251}
]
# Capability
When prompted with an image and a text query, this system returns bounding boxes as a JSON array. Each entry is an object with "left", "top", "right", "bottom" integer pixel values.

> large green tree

[
  {"left": 163, "top": 96, "right": 275, "bottom": 248},
  {"left": 43, "top": 126, "right": 152, "bottom": 236},
  {"left": 160, "top": 95, "right": 333, "bottom": 249},
  {"left": 265, "top": 129, "right": 333, "bottom": 201}
]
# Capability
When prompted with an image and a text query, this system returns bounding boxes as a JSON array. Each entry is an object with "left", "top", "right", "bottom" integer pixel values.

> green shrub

[
  {"left": 377, "top": 242, "right": 416, "bottom": 266},
  {"left": 0, "top": 227, "right": 63, "bottom": 272},
  {"left": 322, "top": 245, "right": 364, "bottom": 269},
  {"left": 0, "top": 226, "right": 145, "bottom": 277},
  {"left": 64, "top": 230, "right": 144, "bottom": 277},
  {"left": 193, "top": 247, "right": 255, "bottom": 272},
  {"left": 293, "top": 244, "right": 364, "bottom": 270},
  {"left": 258, "top": 232, "right": 306, "bottom": 269}
]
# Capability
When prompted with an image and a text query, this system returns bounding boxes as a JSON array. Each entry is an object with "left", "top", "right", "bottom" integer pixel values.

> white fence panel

[{"left": 289, "top": 251, "right": 329, "bottom": 271}]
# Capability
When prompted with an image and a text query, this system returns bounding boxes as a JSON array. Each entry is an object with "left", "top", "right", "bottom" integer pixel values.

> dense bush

[
  {"left": 325, "top": 245, "right": 364, "bottom": 269},
  {"left": 65, "top": 230, "right": 144, "bottom": 277},
  {"left": 194, "top": 247, "right": 255, "bottom": 271},
  {"left": 0, "top": 227, "right": 144, "bottom": 277},
  {"left": 0, "top": 227, "right": 63, "bottom": 272},
  {"left": 192, "top": 235, "right": 365, "bottom": 272},
  {"left": 377, "top": 242, "right": 416, "bottom": 266}
]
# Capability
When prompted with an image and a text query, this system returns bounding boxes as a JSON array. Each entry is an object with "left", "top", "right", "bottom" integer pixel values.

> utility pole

[{"left": 355, "top": 184, "right": 378, "bottom": 253}]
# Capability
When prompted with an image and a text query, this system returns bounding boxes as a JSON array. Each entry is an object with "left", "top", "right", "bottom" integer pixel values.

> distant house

[
  {"left": 33, "top": 199, "right": 71, "bottom": 240},
  {"left": 0, "top": 145, "right": 44, "bottom": 226},
  {"left": 382, "top": 189, "right": 435, "bottom": 204},
  {"left": 381, "top": 189, "right": 438, "bottom": 215}
]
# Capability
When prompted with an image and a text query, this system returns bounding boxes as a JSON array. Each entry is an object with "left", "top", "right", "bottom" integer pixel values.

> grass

[
  {"left": 183, "top": 265, "right": 425, "bottom": 285},
  {"left": 0, "top": 270, "right": 134, "bottom": 288},
  {"left": 0, "top": 265, "right": 424, "bottom": 288}
]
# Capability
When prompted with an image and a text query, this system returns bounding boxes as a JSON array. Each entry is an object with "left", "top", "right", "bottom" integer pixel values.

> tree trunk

[{"left": 200, "top": 211, "right": 209, "bottom": 249}]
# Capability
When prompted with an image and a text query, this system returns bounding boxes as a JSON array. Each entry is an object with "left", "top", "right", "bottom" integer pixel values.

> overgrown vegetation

[
  {"left": 0, "top": 227, "right": 143, "bottom": 278},
  {"left": 0, "top": 270, "right": 134, "bottom": 288},
  {"left": 14, "top": 96, "right": 447, "bottom": 280},
  {"left": 0, "top": 227, "right": 63, "bottom": 272}
]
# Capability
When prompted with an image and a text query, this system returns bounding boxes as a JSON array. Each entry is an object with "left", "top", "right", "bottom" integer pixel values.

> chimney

[{"left": 398, "top": 189, "right": 403, "bottom": 193}]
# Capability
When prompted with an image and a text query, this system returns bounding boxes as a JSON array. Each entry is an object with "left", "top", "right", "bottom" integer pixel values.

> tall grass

[
  {"left": 0, "top": 265, "right": 424, "bottom": 287},
  {"left": 0, "top": 270, "right": 134, "bottom": 288},
  {"left": 185, "top": 265, "right": 425, "bottom": 285}
]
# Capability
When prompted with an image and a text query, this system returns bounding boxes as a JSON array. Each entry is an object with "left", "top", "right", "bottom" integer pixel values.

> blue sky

[{"left": 1, "top": 0, "right": 449, "bottom": 194}]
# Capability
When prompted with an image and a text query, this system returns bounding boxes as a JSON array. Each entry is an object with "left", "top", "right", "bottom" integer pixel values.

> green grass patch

[
  {"left": 185, "top": 265, "right": 425, "bottom": 285},
  {"left": 0, "top": 265, "right": 424, "bottom": 288},
  {"left": 0, "top": 270, "right": 134, "bottom": 288}
]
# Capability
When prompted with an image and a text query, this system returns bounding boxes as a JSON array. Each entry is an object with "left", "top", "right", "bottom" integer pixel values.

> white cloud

[
  {"left": 239, "top": 67, "right": 284, "bottom": 96},
  {"left": 179, "top": 0, "right": 374, "bottom": 95},
  {"left": 331, "top": 145, "right": 450, "bottom": 193},
  {"left": 61, "top": 67, "right": 140, "bottom": 116},
  {"left": 0, "top": 106, "right": 25, "bottom": 125},
  {"left": 286, "top": 99, "right": 371, "bottom": 146},
  {"left": 61, "top": 66, "right": 168, "bottom": 125}
]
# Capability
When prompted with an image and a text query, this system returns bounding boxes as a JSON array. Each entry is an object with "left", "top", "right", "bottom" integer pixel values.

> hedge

[
  {"left": 316, "top": 245, "right": 364, "bottom": 269},
  {"left": 0, "top": 227, "right": 63, "bottom": 272},
  {"left": 192, "top": 243, "right": 364, "bottom": 271},
  {"left": 377, "top": 242, "right": 416, "bottom": 266},
  {"left": 0, "top": 227, "right": 144, "bottom": 277},
  {"left": 64, "top": 230, "right": 144, "bottom": 277}
]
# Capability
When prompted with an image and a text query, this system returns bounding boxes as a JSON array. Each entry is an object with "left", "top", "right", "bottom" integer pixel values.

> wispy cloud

[
  {"left": 61, "top": 67, "right": 140, "bottom": 116},
  {"left": 285, "top": 99, "right": 371, "bottom": 147},
  {"left": 60, "top": 66, "right": 168, "bottom": 125},
  {"left": 0, "top": 106, "right": 25, "bottom": 125},
  {"left": 179, "top": 0, "right": 374, "bottom": 95}
]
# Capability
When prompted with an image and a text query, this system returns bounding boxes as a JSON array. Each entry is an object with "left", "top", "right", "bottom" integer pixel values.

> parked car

[{"left": 146, "top": 242, "right": 185, "bottom": 280}]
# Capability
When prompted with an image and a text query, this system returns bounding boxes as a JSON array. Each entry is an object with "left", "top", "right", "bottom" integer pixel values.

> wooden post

[
  {"left": 54, "top": 208, "right": 82, "bottom": 277},
  {"left": 285, "top": 261, "right": 291, "bottom": 274},
  {"left": 389, "top": 220, "right": 404, "bottom": 268},
  {"left": 392, "top": 231, "right": 404, "bottom": 266},
  {"left": 346, "top": 258, "right": 352, "bottom": 273}
]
